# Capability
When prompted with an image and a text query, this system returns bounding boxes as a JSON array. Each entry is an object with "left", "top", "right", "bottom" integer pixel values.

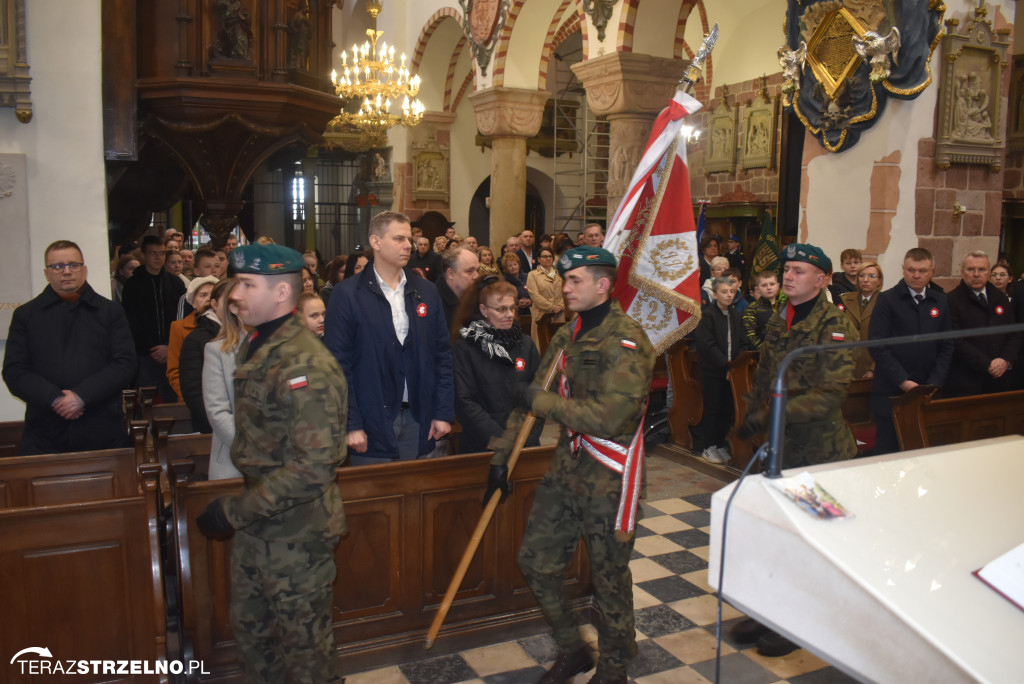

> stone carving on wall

[
  {"left": 607, "top": 122, "right": 648, "bottom": 201},
  {"left": 742, "top": 77, "right": 777, "bottom": 171},
  {"left": 705, "top": 86, "right": 737, "bottom": 176},
  {"left": 935, "top": 4, "right": 1011, "bottom": 172},
  {"left": 412, "top": 137, "right": 450, "bottom": 202},
  {"left": 0, "top": 154, "right": 30, "bottom": 339},
  {"left": 0, "top": 0, "right": 32, "bottom": 123},
  {"left": 458, "top": 0, "right": 509, "bottom": 76},
  {"left": 287, "top": 0, "right": 312, "bottom": 69},
  {"left": 372, "top": 150, "right": 391, "bottom": 181},
  {"left": 781, "top": 0, "right": 945, "bottom": 153}
]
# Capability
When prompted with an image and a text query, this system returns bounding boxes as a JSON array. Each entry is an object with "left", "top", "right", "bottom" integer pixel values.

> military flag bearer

[{"left": 486, "top": 246, "right": 656, "bottom": 684}]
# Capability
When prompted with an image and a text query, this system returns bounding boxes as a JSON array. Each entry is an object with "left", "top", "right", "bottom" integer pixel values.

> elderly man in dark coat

[{"left": 3, "top": 240, "right": 136, "bottom": 455}]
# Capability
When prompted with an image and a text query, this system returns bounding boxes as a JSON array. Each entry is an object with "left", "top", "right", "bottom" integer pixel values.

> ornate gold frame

[{"left": 805, "top": 8, "right": 867, "bottom": 102}]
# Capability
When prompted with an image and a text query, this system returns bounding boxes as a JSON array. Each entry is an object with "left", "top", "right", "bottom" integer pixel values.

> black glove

[
  {"left": 737, "top": 411, "right": 766, "bottom": 441},
  {"left": 483, "top": 464, "right": 513, "bottom": 507},
  {"left": 514, "top": 383, "right": 543, "bottom": 412},
  {"left": 196, "top": 498, "right": 235, "bottom": 541}
]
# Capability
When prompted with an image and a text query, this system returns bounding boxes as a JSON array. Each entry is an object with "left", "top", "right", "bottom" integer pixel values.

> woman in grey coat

[{"left": 203, "top": 278, "right": 244, "bottom": 480}]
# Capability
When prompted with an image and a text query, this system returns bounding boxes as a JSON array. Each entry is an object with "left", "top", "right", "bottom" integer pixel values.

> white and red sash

[{"left": 558, "top": 318, "right": 646, "bottom": 534}]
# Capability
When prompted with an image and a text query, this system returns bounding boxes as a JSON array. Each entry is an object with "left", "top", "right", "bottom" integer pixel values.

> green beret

[
  {"left": 780, "top": 242, "right": 832, "bottom": 274},
  {"left": 231, "top": 244, "right": 306, "bottom": 275},
  {"left": 557, "top": 246, "right": 618, "bottom": 276}
]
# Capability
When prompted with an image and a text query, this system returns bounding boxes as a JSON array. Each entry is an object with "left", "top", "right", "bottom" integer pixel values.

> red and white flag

[{"left": 605, "top": 90, "right": 703, "bottom": 354}]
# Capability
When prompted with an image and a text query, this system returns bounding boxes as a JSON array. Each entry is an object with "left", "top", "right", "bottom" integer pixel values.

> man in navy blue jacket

[
  {"left": 325, "top": 211, "right": 454, "bottom": 464},
  {"left": 869, "top": 248, "right": 954, "bottom": 454}
]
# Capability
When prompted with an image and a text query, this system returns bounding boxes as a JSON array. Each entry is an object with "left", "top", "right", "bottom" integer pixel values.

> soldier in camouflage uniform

[
  {"left": 734, "top": 242, "right": 857, "bottom": 657},
  {"left": 740, "top": 243, "right": 858, "bottom": 469},
  {"left": 196, "top": 244, "right": 347, "bottom": 684},
  {"left": 487, "top": 246, "right": 655, "bottom": 684}
]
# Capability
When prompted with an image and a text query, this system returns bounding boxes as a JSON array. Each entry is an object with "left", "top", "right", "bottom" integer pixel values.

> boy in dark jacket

[{"left": 694, "top": 277, "right": 749, "bottom": 464}]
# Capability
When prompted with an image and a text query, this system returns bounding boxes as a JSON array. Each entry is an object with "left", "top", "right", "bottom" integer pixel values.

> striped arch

[
  {"left": 616, "top": 0, "right": 640, "bottom": 53},
  {"left": 412, "top": 7, "right": 464, "bottom": 75},
  {"left": 674, "top": 0, "right": 712, "bottom": 92},
  {"left": 443, "top": 35, "right": 468, "bottom": 111},
  {"left": 536, "top": 0, "right": 574, "bottom": 91},
  {"left": 490, "top": 0, "right": 528, "bottom": 87},
  {"left": 451, "top": 70, "right": 475, "bottom": 112}
]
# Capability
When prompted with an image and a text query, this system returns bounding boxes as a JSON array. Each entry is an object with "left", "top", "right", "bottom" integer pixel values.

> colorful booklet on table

[
  {"left": 766, "top": 471, "right": 853, "bottom": 520},
  {"left": 974, "top": 542, "right": 1024, "bottom": 613}
]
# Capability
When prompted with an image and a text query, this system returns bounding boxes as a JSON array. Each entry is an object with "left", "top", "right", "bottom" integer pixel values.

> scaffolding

[{"left": 550, "top": 74, "right": 609, "bottom": 238}]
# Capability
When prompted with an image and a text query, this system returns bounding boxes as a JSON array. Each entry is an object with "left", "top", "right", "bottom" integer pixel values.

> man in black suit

[
  {"left": 868, "top": 248, "right": 954, "bottom": 455},
  {"left": 943, "top": 251, "right": 1019, "bottom": 397},
  {"left": 516, "top": 229, "right": 538, "bottom": 274}
]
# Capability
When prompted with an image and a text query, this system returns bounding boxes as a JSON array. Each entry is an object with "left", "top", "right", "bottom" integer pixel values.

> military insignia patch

[
  {"left": 515, "top": 358, "right": 525, "bottom": 371},
  {"left": 416, "top": 303, "right": 427, "bottom": 317},
  {"left": 831, "top": 331, "right": 845, "bottom": 341},
  {"left": 930, "top": 307, "right": 940, "bottom": 318},
  {"left": 288, "top": 376, "right": 308, "bottom": 390},
  {"left": 621, "top": 339, "right": 637, "bottom": 350}
]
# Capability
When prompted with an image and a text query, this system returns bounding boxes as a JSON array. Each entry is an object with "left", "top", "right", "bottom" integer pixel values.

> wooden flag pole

[{"left": 424, "top": 349, "right": 564, "bottom": 649}]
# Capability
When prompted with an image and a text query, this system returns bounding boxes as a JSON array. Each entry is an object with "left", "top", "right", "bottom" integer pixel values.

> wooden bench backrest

[
  {"left": 0, "top": 421, "right": 150, "bottom": 508},
  {"left": 172, "top": 446, "right": 591, "bottom": 678},
  {"left": 152, "top": 402, "right": 195, "bottom": 435},
  {"left": 0, "top": 464, "right": 167, "bottom": 681},
  {"left": 892, "top": 387, "right": 1024, "bottom": 452},
  {"left": 666, "top": 340, "right": 702, "bottom": 449}
]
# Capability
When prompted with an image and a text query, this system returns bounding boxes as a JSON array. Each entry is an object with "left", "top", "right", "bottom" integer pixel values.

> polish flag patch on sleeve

[
  {"left": 289, "top": 376, "right": 309, "bottom": 390},
  {"left": 831, "top": 331, "right": 845, "bottom": 342},
  {"left": 621, "top": 339, "right": 637, "bottom": 350}
]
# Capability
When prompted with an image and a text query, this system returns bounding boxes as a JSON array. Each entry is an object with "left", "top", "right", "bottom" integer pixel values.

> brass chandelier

[{"left": 330, "top": 0, "right": 424, "bottom": 150}]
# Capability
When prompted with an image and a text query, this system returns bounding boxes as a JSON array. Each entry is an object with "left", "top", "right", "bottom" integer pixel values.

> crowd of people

[
  {"left": 4, "top": 216, "right": 1023, "bottom": 679},
  {"left": 691, "top": 237, "right": 1022, "bottom": 467}
]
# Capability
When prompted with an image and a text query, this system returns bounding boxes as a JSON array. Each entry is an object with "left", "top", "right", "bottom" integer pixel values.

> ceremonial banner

[
  {"left": 604, "top": 91, "right": 703, "bottom": 354},
  {"left": 751, "top": 211, "right": 780, "bottom": 276}
]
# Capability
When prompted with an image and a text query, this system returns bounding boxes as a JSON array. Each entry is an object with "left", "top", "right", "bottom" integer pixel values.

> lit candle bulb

[
  {"left": 401, "top": 53, "right": 406, "bottom": 67},
  {"left": 341, "top": 51, "right": 347, "bottom": 66},
  {"left": 331, "top": 69, "right": 337, "bottom": 84}
]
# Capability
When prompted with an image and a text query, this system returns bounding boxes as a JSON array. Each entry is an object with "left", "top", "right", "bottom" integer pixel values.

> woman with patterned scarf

[{"left": 452, "top": 276, "right": 545, "bottom": 454}]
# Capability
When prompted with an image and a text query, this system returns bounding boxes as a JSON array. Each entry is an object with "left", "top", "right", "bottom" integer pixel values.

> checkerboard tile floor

[{"left": 346, "top": 494, "right": 858, "bottom": 684}]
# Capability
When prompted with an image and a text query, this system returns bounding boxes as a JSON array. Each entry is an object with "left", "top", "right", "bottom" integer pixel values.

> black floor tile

[
  {"left": 674, "top": 509, "right": 712, "bottom": 528},
  {"left": 788, "top": 666, "right": 861, "bottom": 683},
  {"left": 647, "top": 549, "right": 707, "bottom": 574},
  {"left": 634, "top": 523, "right": 656, "bottom": 538},
  {"left": 682, "top": 492, "right": 714, "bottom": 509},
  {"left": 627, "top": 638, "right": 684, "bottom": 678},
  {"left": 662, "top": 528, "right": 711, "bottom": 549},
  {"left": 690, "top": 652, "right": 780, "bottom": 684},
  {"left": 516, "top": 633, "right": 560, "bottom": 665},
  {"left": 399, "top": 653, "right": 478, "bottom": 684},
  {"left": 634, "top": 604, "right": 697, "bottom": 639},
  {"left": 636, "top": 574, "right": 706, "bottom": 602},
  {"left": 714, "top": 616, "right": 767, "bottom": 651},
  {"left": 483, "top": 666, "right": 548, "bottom": 683}
]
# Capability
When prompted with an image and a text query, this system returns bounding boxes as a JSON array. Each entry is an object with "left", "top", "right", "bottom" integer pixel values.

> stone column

[
  {"left": 572, "top": 53, "right": 686, "bottom": 217},
  {"left": 469, "top": 88, "right": 549, "bottom": 247}
]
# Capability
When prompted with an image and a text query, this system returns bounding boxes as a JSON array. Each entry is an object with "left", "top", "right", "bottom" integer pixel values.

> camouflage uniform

[
  {"left": 491, "top": 301, "right": 655, "bottom": 679},
  {"left": 223, "top": 313, "right": 348, "bottom": 684},
  {"left": 745, "top": 293, "right": 858, "bottom": 467},
  {"left": 742, "top": 294, "right": 783, "bottom": 351}
]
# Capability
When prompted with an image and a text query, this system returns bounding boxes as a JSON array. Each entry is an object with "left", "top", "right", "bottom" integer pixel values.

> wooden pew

[
  {"left": 892, "top": 386, "right": 1024, "bottom": 452},
  {"left": 172, "top": 447, "right": 593, "bottom": 679},
  {"left": 0, "top": 464, "right": 169, "bottom": 682},
  {"left": 665, "top": 339, "right": 702, "bottom": 449},
  {"left": 725, "top": 351, "right": 760, "bottom": 471},
  {"left": 0, "top": 421, "right": 150, "bottom": 508},
  {"left": 152, "top": 418, "right": 212, "bottom": 479},
  {"left": 0, "top": 421, "right": 24, "bottom": 457},
  {"left": 152, "top": 402, "right": 195, "bottom": 435}
]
